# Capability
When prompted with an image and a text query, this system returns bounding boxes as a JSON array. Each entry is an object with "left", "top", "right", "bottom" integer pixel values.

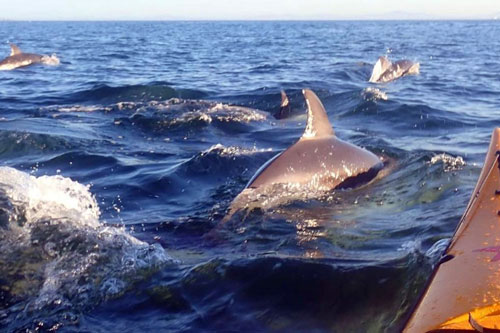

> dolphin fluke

[{"left": 9, "top": 43, "right": 22, "bottom": 56}]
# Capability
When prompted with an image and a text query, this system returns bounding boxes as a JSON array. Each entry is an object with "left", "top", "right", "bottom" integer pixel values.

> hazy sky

[{"left": 1, "top": 0, "right": 499, "bottom": 20}]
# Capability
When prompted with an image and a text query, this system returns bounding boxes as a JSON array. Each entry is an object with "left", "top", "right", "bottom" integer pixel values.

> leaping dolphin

[
  {"left": 369, "top": 56, "right": 419, "bottom": 83},
  {"left": 0, "top": 43, "right": 59, "bottom": 70},
  {"left": 224, "top": 89, "right": 384, "bottom": 220}
]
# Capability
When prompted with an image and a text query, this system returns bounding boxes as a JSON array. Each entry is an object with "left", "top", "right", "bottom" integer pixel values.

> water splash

[
  {"left": 363, "top": 87, "right": 388, "bottom": 101},
  {"left": 41, "top": 54, "right": 60, "bottom": 66},
  {"left": 0, "top": 167, "right": 174, "bottom": 331},
  {"left": 202, "top": 144, "right": 273, "bottom": 157},
  {"left": 428, "top": 153, "right": 466, "bottom": 172}
]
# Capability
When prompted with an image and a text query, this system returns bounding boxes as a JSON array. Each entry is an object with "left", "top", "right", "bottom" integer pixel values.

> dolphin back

[
  {"left": 246, "top": 89, "right": 382, "bottom": 190},
  {"left": 395, "top": 60, "right": 420, "bottom": 75},
  {"left": 224, "top": 89, "right": 383, "bottom": 220},
  {"left": 246, "top": 137, "right": 382, "bottom": 190},
  {"left": 370, "top": 56, "right": 420, "bottom": 83}
]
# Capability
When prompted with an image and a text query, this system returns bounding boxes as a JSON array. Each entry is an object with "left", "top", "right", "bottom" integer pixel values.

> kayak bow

[{"left": 404, "top": 128, "right": 500, "bottom": 332}]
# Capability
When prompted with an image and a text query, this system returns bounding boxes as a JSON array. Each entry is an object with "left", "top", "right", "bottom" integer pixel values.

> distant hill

[
  {"left": 366, "top": 11, "right": 439, "bottom": 20},
  {"left": 352, "top": 10, "right": 500, "bottom": 20}
]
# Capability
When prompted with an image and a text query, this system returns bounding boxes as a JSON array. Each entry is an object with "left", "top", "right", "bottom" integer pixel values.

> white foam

[
  {"left": 205, "top": 102, "right": 267, "bottom": 123},
  {"left": 0, "top": 167, "right": 99, "bottom": 228},
  {"left": 398, "top": 239, "right": 422, "bottom": 253},
  {"left": 363, "top": 87, "right": 388, "bottom": 101},
  {"left": 428, "top": 153, "right": 466, "bottom": 172},
  {"left": 203, "top": 143, "right": 273, "bottom": 157},
  {"left": 40, "top": 54, "right": 60, "bottom": 66},
  {"left": 43, "top": 98, "right": 268, "bottom": 124},
  {"left": 425, "top": 238, "right": 450, "bottom": 263},
  {"left": 0, "top": 167, "right": 173, "bottom": 323},
  {"left": 44, "top": 105, "right": 111, "bottom": 113}
]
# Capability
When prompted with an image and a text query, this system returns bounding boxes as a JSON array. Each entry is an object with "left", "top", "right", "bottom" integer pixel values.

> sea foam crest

[
  {"left": 363, "top": 87, "right": 388, "bottom": 101},
  {"left": 428, "top": 153, "right": 466, "bottom": 172},
  {"left": 43, "top": 98, "right": 268, "bottom": 124},
  {"left": 203, "top": 143, "right": 273, "bottom": 157},
  {"left": 133, "top": 98, "right": 268, "bottom": 124},
  {"left": 0, "top": 167, "right": 100, "bottom": 228}
]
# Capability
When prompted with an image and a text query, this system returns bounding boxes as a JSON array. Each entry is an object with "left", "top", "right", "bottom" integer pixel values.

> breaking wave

[
  {"left": 363, "top": 87, "right": 388, "bottom": 101},
  {"left": 428, "top": 153, "right": 466, "bottom": 172},
  {"left": 66, "top": 83, "right": 208, "bottom": 104},
  {"left": 0, "top": 167, "right": 174, "bottom": 331}
]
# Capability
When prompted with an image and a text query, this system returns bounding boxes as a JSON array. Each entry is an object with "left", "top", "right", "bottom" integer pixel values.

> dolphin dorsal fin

[
  {"left": 369, "top": 56, "right": 392, "bottom": 82},
  {"left": 274, "top": 90, "right": 291, "bottom": 119},
  {"left": 9, "top": 43, "right": 22, "bottom": 56},
  {"left": 280, "top": 90, "right": 289, "bottom": 109},
  {"left": 301, "top": 89, "right": 334, "bottom": 139}
]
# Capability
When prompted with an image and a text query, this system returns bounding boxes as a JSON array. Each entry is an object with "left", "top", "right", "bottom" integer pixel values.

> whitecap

[
  {"left": 202, "top": 143, "right": 273, "bottom": 157},
  {"left": 428, "top": 153, "right": 466, "bottom": 172},
  {"left": 363, "top": 87, "right": 388, "bottom": 101}
]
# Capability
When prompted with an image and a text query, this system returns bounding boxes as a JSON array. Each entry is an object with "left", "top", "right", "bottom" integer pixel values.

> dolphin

[
  {"left": 274, "top": 90, "right": 291, "bottom": 119},
  {"left": 369, "top": 56, "right": 420, "bottom": 83},
  {"left": 0, "top": 43, "right": 59, "bottom": 70},
  {"left": 224, "top": 89, "right": 384, "bottom": 220}
]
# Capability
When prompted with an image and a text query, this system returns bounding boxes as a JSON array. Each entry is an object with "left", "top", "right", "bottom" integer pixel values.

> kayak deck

[{"left": 404, "top": 128, "right": 500, "bottom": 332}]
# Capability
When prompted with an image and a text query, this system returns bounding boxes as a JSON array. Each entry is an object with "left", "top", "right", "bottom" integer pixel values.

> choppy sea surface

[{"left": 0, "top": 20, "right": 499, "bottom": 332}]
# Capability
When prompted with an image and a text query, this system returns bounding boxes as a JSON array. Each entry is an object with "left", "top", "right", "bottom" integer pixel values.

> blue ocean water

[{"left": 0, "top": 20, "right": 500, "bottom": 332}]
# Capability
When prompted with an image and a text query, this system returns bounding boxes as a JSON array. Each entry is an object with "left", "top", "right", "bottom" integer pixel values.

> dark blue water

[{"left": 1, "top": 21, "right": 500, "bottom": 332}]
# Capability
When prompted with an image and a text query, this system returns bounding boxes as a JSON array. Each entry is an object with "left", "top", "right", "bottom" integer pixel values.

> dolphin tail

[
  {"left": 274, "top": 90, "right": 291, "bottom": 119},
  {"left": 369, "top": 56, "right": 391, "bottom": 83},
  {"left": 9, "top": 43, "right": 22, "bottom": 56}
]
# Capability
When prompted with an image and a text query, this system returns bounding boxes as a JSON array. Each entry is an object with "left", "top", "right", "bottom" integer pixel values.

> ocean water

[{"left": 0, "top": 20, "right": 499, "bottom": 332}]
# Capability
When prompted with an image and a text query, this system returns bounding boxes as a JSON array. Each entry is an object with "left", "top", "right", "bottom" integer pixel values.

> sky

[{"left": 1, "top": 0, "right": 499, "bottom": 21}]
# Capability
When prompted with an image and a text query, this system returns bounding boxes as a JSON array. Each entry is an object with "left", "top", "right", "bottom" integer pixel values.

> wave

[
  {"left": 65, "top": 83, "right": 209, "bottom": 104},
  {"left": 141, "top": 255, "right": 429, "bottom": 332},
  {"left": 428, "top": 153, "right": 466, "bottom": 172},
  {"left": 343, "top": 101, "right": 475, "bottom": 133},
  {"left": 216, "top": 87, "right": 303, "bottom": 115},
  {"left": 0, "top": 167, "right": 174, "bottom": 331},
  {"left": 0, "top": 131, "right": 79, "bottom": 158},
  {"left": 330, "top": 61, "right": 374, "bottom": 84},
  {"left": 248, "top": 63, "right": 287, "bottom": 74},
  {"left": 178, "top": 144, "right": 274, "bottom": 179},
  {"left": 113, "top": 98, "right": 269, "bottom": 134},
  {"left": 363, "top": 87, "right": 388, "bottom": 101}
]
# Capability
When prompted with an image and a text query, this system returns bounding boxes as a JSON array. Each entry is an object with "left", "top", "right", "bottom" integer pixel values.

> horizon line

[{"left": 0, "top": 18, "right": 498, "bottom": 22}]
